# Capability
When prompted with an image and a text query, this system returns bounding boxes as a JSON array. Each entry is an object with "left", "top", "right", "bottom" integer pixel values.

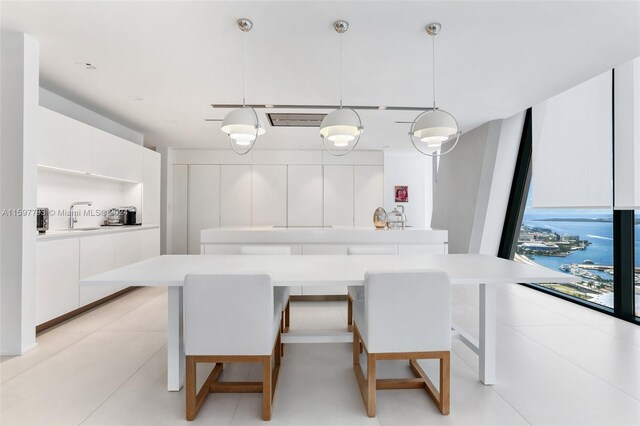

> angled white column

[{"left": 0, "top": 32, "right": 39, "bottom": 355}]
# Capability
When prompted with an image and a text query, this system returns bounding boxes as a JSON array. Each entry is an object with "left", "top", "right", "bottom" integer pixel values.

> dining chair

[
  {"left": 352, "top": 269, "right": 451, "bottom": 417},
  {"left": 184, "top": 274, "right": 282, "bottom": 421},
  {"left": 346, "top": 245, "right": 397, "bottom": 331},
  {"left": 240, "top": 245, "right": 292, "bottom": 334}
]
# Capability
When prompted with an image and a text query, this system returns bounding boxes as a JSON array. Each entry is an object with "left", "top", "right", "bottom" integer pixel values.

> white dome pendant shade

[
  {"left": 409, "top": 23, "right": 461, "bottom": 157},
  {"left": 410, "top": 108, "right": 460, "bottom": 152},
  {"left": 221, "top": 107, "right": 265, "bottom": 149},
  {"left": 320, "top": 20, "right": 363, "bottom": 157},
  {"left": 221, "top": 18, "right": 264, "bottom": 155},
  {"left": 320, "top": 108, "right": 363, "bottom": 153}
]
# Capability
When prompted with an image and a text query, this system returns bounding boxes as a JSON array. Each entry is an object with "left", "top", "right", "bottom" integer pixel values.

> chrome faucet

[{"left": 69, "top": 201, "right": 92, "bottom": 229}]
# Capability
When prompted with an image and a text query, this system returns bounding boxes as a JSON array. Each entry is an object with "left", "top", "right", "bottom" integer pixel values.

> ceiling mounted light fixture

[
  {"left": 221, "top": 18, "right": 264, "bottom": 155},
  {"left": 409, "top": 23, "right": 460, "bottom": 157},
  {"left": 319, "top": 20, "right": 363, "bottom": 156}
]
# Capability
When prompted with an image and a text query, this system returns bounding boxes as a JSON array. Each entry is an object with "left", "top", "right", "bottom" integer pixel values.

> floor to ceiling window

[{"left": 504, "top": 59, "right": 639, "bottom": 324}]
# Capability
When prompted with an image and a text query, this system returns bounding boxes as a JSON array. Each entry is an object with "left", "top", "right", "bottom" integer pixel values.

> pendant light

[
  {"left": 319, "top": 20, "right": 363, "bottom": 156},
  {"left": 409, "top": 23, "right": 460, "bottom": 157},
  {"left": 221, "top": 18, "right": 264, "bottom": 155}
]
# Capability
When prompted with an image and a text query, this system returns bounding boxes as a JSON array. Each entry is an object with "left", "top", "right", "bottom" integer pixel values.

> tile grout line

[{"left": 78, "top": 342, "right": 168, "bottom": 425}]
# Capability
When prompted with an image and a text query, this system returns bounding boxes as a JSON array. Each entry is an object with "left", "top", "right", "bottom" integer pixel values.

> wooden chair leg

[
  {"left": 185, "top": 356, "right": 197, "bottom": 421},
  {"left": 284, "top": 300, "right": 290, "bottom": 331},
  {"left": 353, "top": 325, "right": 360, "bottom": 365},
  {"left": 347, "top": 296, "right": 353, "bottom": 331},
  {"left": 262, "top": 356, "right": 273, "bottom": 421},
  {"left": 366, "top": 353, "right": 376, "bottom": 417},
  {"left": 440, "top": 352, "right": 450, "bottom": 415}
]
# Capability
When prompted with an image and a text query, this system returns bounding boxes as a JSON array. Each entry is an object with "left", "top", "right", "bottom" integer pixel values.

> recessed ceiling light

[
  {"left": 130, "top": 96, "right": 144, "bottom": 101},
  {"left": 265, "top": 104, "right": 274, "bottom": 108},
  {"left": 76, "top": 62, "right": 97, "bottom": 70},
  {"left": 378, "top": 106, "right": 387, "bottom": 110}
]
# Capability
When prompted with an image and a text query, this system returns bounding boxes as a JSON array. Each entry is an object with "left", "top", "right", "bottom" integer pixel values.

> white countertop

[
  {"left": 200, "top": 226, "right": 448, "bottom": 244},
  {"left": 37, "top": 224, "right": 160, "bottom": 241}
]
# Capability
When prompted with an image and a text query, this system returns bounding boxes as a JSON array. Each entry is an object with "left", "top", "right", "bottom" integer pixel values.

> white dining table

[{"left": 80, "top": 253, "right": 577, "bottom": 391}]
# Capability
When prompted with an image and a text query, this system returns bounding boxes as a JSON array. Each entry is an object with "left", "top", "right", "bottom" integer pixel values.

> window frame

[{"left": 500, "top": 71, "right": 638, "bottom": 325}]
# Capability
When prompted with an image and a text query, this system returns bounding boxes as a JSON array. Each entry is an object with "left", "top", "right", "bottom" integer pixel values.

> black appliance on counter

[
  {"left": 123, "top": 206, "right": 137, "bottom": 225},
  {"left": 103, "top": 206, "right": 139, "bottom": 226},
  {"left": 36, "top": 207, "right": 49, "bottom": 234}
]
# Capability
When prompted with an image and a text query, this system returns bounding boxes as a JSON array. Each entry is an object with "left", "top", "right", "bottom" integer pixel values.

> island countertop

[{"left": 200, "top": 226, "right": 448, "bottom": 245}]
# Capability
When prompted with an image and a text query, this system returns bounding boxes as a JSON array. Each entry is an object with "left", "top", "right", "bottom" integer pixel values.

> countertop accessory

[
  {"left": 105, "top": 207, "right": 124, "bottom": 226},
  {"left": 221, "top": 18, "right": 264, "bottom": 155},
  {"left": 37, "top": 207, "right": 49, "bottom": 234},
  {"left": 319, "top": 19, "right": 363, "bottom": 157},
  {"left": 373, "top": 207, "right": 387, "bottom": 229},
  {"left": 69, "top": 201, "right": 92, "bottom": 229},
  {"left": 122, "top": 206, "right": 137, "bottom": 226},
  {"left": 409, "top": 23, "right": 461, "bottom": 157},
  {"left": 386, "top": 205, "right": 407, "bottom": 230}
]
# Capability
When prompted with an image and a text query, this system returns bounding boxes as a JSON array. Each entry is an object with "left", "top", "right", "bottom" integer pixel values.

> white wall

[
  {"left": 0, "top": 32, "right": 39, "bottom": 355},
  {"left": 39, "top": 88, "right": 144, "bottom": 146},
  {"left": 37, "top": 169, "right": 141, "bottom": 230},
  {"left": 431, "top": 112, "right": 525, "bottom": 254},
  {"left": 383, "top": 152, "right": 432, "bottom": 228}
]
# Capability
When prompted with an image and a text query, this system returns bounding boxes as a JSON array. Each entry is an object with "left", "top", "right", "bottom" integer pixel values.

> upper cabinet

[
  {"left": 38, "top": 107, "right": 93, "bottom": 172},
  {"left": 38, "top": 106, "right": 147, "bottom": 182},
  {"left": 91, "top": 128, "right": 143, "bottom": 182}
]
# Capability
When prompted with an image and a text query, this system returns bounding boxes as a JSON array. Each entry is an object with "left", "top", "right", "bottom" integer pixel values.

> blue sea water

[{"left": 522, "top": 211, "right": 640, "bottom": 274}]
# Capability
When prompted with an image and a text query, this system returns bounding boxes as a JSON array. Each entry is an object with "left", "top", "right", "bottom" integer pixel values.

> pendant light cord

[
  {"left": 339, "top": 32, "right": 343, "bottom": 108},
  {"left": 242, "top": 30, "right": 247, "bottom": 107},
  {"left": 432, "top": 32, "right": 436, "bottom": 110}
]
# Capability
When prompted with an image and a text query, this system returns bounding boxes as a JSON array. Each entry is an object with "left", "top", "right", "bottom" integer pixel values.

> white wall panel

[
  {"left": 532, "top": 71, "right": 612, "bottom": 208},
  {"left": 220, "top": 165, "right": 252, "bottom": 226},
  {"left": 354, "top": 166, "right": 384, "bottom": 227},
  {"left": 287, "top": 165, "right": 323, "bottom": 226},
  {"left": 323, "top": 165, "right": 354, "bottom": 227},
  {"left": 172, "top": 165, "right": 188, "bottom": 254},
  {"left": 252, "top": 165, "right": 287, "bottom": 226},
  {"left": 142, "top": 148, "right": 161, "bottom": 225},
  {"left": 188, "top": 165, "right": 220, "bottom": 254}
]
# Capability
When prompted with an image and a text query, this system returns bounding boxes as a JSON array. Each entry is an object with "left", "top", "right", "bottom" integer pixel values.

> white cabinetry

[
  {"left": 354, "top": 166, "right": 384, "bottom": 227},
  {"left": 220, "top": 165, "right": 252, "bottom": 226},
  {"left": 172, "top": 165, "right": 189, "bottom": 254},
  {"left": 287, "top": 165, "right": 323, "bottom": 226},
  {"left": 188, "top": 165, "right": 220, "bottom": 254},
  {"left": 37, "top": 228, "right": 160, "bottom": 326},
  {"left": 36, "top": 238, "right": 80, "bottom": 324},
  {"left": 38, "top": 107, "right": 93, "bottom": 172},
  {"left": 79, "top": 234, "right": 116, "bottom": 305},
  {"left": 91, "top": 128, "right": 143, "bottom": 182},
  {"left": 142, "top": 149, "right": 161, "bottom": 225},
  {"left": 323, "top": 165, "right": 354, "bottom": 227},
  {"left": 252, "top": 165, "right": 287, "bottom": 227}
]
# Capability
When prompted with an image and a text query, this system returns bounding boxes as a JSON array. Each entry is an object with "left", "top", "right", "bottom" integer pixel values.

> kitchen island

[{"left": 200, "top": 226, "right": 448, "bottom": 295}]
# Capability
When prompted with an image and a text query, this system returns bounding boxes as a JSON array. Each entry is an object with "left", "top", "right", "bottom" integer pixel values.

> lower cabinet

[
  {"left": 36, "top": 238, "right": 80, "bottom": 325},
  {"left": 36, "top": 228, "right": 161, "bottom": 326},
  {"left": 79, "top": 234, "right": 116, "bottom": 305}
]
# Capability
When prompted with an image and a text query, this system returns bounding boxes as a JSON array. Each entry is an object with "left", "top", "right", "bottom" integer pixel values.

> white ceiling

[{"left": 2, "top": 1, "right": 639, "bottom": 151}]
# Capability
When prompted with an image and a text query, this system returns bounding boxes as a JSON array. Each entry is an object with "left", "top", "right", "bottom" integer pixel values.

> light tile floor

[{"left": 1, "top": 284, "right": 639, "bottom": 425}]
